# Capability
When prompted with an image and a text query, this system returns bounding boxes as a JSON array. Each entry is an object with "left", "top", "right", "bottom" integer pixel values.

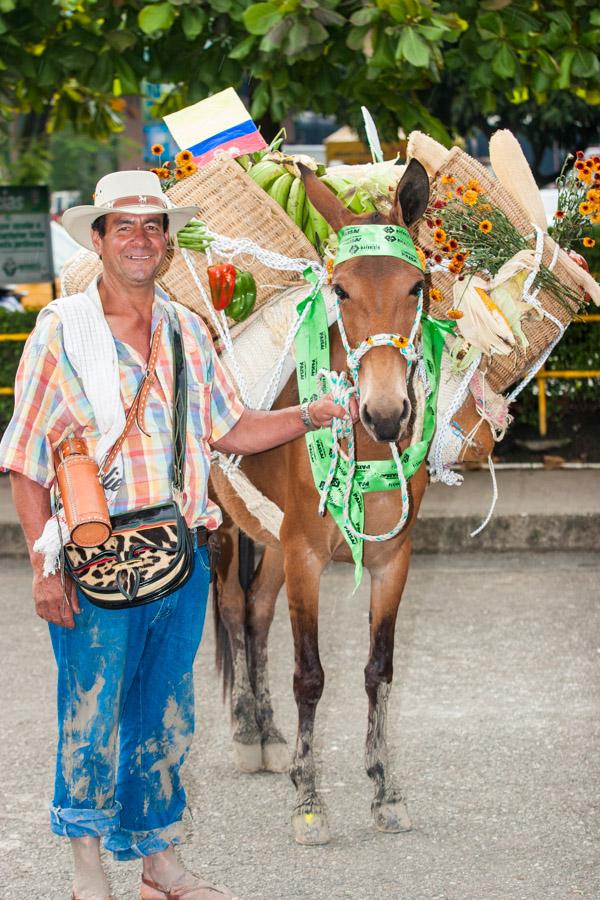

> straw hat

[{"left": 62, "top": 170, "right": 200, "bottom": 251}]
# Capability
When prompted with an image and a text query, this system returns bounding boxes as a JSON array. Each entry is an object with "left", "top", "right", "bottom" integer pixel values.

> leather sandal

[{"left": 140, "top": 875, "right": 237, "bottom": 900}]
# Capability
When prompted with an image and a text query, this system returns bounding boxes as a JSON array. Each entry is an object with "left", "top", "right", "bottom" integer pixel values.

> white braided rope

[
  {"left": 428, "top": 353, "right": 482, "bottom": 486},
  {"left": 470, "top": 454, "right": 498, "bottom": 538}
]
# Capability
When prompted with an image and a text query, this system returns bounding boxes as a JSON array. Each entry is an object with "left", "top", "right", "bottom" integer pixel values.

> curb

[{"left": 2, "top": 514, "right": 599, "bottom": 558}]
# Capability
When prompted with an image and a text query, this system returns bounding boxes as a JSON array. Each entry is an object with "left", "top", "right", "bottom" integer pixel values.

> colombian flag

[{"left": 163, "top": 88, "right": 267, "bottom": 167}]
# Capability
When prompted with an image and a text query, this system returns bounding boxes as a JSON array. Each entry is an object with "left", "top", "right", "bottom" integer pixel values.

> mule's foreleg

[
  {"left": 214, "top": 524, "right": 262, "bottom": 773},
  {"left": 365, "top": 539, "right": 412, "bottom": 833},
  {"left": 285, "top": 547, "right": 330, "bottom": 845},
  {"left": 246, "top": 546, "right": 289, "bottom": 772}
]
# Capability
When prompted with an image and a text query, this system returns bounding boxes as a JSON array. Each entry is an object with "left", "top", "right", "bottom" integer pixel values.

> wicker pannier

[
  {"left": 413, "top": 146, "right": 582, "bottom": 395},
  {"left": 61, "top": 154, "right": 318, "bottom": 329}
]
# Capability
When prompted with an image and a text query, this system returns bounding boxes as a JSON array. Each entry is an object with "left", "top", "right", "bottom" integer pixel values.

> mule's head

[{"left": 300, "top": 160, "right": 429, "bottom": 443}]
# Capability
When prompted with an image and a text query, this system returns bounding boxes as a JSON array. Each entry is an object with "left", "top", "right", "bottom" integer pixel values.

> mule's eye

[
  {"left": 410, "top": 280, "right": 424, "bottom": 297},
  {"left": 334, "top": 284, "right": 349, "bottom": 300}
]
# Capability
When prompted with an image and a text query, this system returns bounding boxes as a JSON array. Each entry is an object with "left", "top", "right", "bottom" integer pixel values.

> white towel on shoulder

[{"left": 33, "top": 277, "right": 125, "bottom": 575}]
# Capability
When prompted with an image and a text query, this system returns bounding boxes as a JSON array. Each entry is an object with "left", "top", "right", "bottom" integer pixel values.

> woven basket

[
  {"left": 60, "top": 154, "right": 318, "bottom": 330},
  {"left": 413, "top": 146, "right": 583, "bottom": 394}
]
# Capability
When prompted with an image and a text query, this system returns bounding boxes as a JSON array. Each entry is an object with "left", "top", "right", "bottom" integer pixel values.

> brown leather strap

[{"left": 99, "top": 319, "right": 163, "bottom": 477}]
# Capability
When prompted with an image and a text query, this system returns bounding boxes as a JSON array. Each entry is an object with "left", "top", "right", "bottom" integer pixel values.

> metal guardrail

[{"left": 536, "top": 314, "right": 600, "bottom": 436}]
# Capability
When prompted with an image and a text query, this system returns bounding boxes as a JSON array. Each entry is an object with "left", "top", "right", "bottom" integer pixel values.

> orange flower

[
  {"left": 479, "top": 219, "right": 493, "bottom": 233},
  {"left": 579, "top": 201, "right": 592, "bottom": 216},
  {"left": 157, "top": 167, "right": 170, "bottom": 179},
  {"left": 447, "top": 308, "right": 464, "bottom": 319},
  {"left": 448, "top": 238, "right": 459, "bottom": 250},
  {"left": 110, "top": 98, "right": 127, "bottom": 112},
  {"left": 150, "top": 167, "right": 160, "bottom": 175},
  {"left": 453, "top": 252, "right": 466, "bottom": 263},
  {"left": 467, "top": 179, "right": 481, "bottom": 192},
  {"left": 583, "top": 237, "right": 596, "bottom": 248},
  {"left": 430, "top": 287, "right": 444, "bottom": 303},
  {"left": 462, "top": 189, "right": 478, "bottom": 206},
  {"left": 151, "top": 143, "right": 165, "bottom": 156},
  {"left": 575, "top": 160, "right": 586, "bottom": 170},
  {"left": 175, "top": 167, "right": 185, "bottom": 181},
  {"left": 175, "top": 150, "right": 193, "bottom": 165},
  {"left": 184, "top": 162, "right": 198, "bottom": 176},
  {"left": 441, "top": 175, "right": 455, "bottom": 185},
  {"left": 391, "top": 336, "right": 409, "bottom": 349},
  {"left": 433, "top": 227, "right": 447, "bottom": 244},
  {"left": 553, "top": 210, "right": 565, "bottom": 219},
  {"left": 586, "top": 189, "right": 600, "bottom": 202},
  {"left": 449, "top": 259, "right": 464, "bottom": 274},
  {"left": 591, "top": 213, "right": 600, "bottom": 224}
]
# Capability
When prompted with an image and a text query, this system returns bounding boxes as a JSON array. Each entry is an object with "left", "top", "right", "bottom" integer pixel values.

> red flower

[{"left": 576, "top": 150, "right": 585, "bottom": 159}]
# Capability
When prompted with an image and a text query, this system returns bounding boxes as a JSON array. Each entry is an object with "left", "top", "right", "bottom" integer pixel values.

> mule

[{"left": 210, "top": 160, "right": 491, "bottom": 844}]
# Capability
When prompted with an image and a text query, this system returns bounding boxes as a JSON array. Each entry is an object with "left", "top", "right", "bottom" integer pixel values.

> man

[{"left": 0, "top": 170, "right": 347, "bottom": 900}]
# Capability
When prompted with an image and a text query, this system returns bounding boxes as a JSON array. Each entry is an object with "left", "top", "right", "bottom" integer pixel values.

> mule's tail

[{"left": 212, "top": 529, "right": 256, "bottom": 706}]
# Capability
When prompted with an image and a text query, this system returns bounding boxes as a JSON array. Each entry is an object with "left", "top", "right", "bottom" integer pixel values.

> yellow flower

[
  {"left": 591, "top": 213, "right": 600, "bottom": 224},
  {"left": 184, "top": 162, "right": 198, "bottom": 177},
  {"left": 175, "top": 150, "right": 193, "bottom": 165},
  {"left": 582, "top": 236, "right": 596, "bottom": 248},
  {"left": 157, "top": 167, "right": 170, "bottom": 179},
  {"left": 462, "top": 189, "right": 478, "bottom": 206},
  {"left": 479, "top": 219, "right": 493, "bottom": 234},
  {"left": 579, "top": 201, "right": 592, "bottom": 216},
  {"left": 151, "top": 143, "right": 165, "bottom": 156},
  {"left": 392, "top": 336, "right": 409, "bottom": 349},
  {"left": 586, "top": 189, "right": 600, "bottom": 203},
  {"left": 416, "top": 246, "right": 427, "bottom": 269},
  {"left": 430, "top": 287, "right": 444, "bottom": 303},
  {"left": 175, "top": 167, "right": 185, "bottom": 181},
  {"left": 467, "top": 179, "right": 481, "bottom": 192},
  {"left": 447, "top": 308, "right": 464, "bottom": 319},
  {"left": 433, "top": 227, "right": 447, "bottom": 244},
  {"left": 441, "top": 175, "right": 455, "bottom": 185}
]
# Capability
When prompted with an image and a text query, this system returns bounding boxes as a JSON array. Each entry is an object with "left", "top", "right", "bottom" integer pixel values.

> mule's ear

[
  {"left": 298, "top": 163, "right": 354, "bottom": 233},
  {"left": 390, "top": 159, "right": 430, "bottom": 227}
]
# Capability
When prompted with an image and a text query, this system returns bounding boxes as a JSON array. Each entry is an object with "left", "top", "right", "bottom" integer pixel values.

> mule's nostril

[{"left": 362, "top": 405, "right": 373, "bottom": 427}]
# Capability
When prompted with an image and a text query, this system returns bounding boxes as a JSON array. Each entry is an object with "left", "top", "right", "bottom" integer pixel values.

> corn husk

[
  {"left": 406, "top": 131, "right": 449, "bottom": 177},
  {"left": 453, "top": 276, "right": 516, "bottom": 357},
  {"left": 489, "top": 130, "right": 547, "bottom": 232}
]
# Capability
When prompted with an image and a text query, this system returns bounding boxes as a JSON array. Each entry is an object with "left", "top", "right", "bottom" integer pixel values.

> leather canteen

[{"left": 55, "top": 437, "right": 111, "bottom": 547}]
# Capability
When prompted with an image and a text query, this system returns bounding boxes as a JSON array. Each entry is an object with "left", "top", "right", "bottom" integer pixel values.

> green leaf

[
  {"left": 250, "top": 82, "right": 269, "bottom": 119},
  {"left": 558, "top": 47, "right": 575, "bottom": 89},
  {"left": 477, "top": 12, "right": 504, "bottom": 39},
  {"left": 181, "top": 7, "right": 206, "bottom": 41},
  {"left": 492, "top": 44, "right": 516, "bottom": 78},
  {"left": 591, "top": 10, "right": 600, "bottom": 27},
  {"left": 287, "top": 20, "right": 310, "bottom": 54},
  {"left": 350, "top": 8, "right": 380, "bottom": 27},
  {"left": 532, "top": 69, "right": 550, "bottom": 93},
  {"left": 105, "top": 31, "right": 137, "bottom": 53},
  {"left": 346, "top": 25, "right": 369, "bottom": 51},
  {"left": 138, "top": 3, "right": 176, "bottom": 36},
  {"left": 547, "top": 10, "right": 571, "bottom": 31},
  {"left": 571, "top": 47, "right": 600, "bottom": 78},
  {"left": 114, "top": 57, "right": 139, "bottom": 94},
  {"left": 0, "top": 0, "right": 15, "bottom": 11},
  {"left": 313, "top": 8, "right": 345, "bottom": 27},
  {"left": 418, "top": 24, "right": 450, "bottom": 42},
  {"left": 397, "top": 27, "right": 430, "bottom": 67},
  {"left": 243, "top": 3, "right": 282, "bottom": 36},
  {"left": 228, "top": 34, "right": 256, "bottom": 60}
]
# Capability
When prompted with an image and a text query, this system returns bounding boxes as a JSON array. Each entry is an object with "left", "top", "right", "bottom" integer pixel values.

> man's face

[{"left": 91, "top": 213, "right": 169, "bottom": 286}]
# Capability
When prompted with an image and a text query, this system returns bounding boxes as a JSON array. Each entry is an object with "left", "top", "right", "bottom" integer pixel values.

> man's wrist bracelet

[{"left": 299, "top": 400, "right": 318, "bottom": 431}]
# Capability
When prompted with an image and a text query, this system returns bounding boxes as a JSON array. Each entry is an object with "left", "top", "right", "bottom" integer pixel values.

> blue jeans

[{"left": 48, "top": 541, "right": 210, "bottom": 861}]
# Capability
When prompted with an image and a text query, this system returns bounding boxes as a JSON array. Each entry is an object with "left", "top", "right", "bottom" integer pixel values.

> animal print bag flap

[{"left": 63, "top": 307, "right": 195, "bottom": 609}]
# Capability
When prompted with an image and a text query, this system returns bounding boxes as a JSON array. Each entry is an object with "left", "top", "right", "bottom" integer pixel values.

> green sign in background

[{"left": 0, "top": 186, "right": 53, "bottom": 284}]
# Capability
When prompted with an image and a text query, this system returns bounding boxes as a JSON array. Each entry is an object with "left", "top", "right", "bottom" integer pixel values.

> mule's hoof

[
  {"left": 373, "top": 800, "right": 412, "bottom": 833},
  {"left": 291, "top": 811, "right": 331, "bottom": 845},
  {"left": 232, "top": 741, "right": 262, "bottom": 773},
  {"left": 262, "top": 741, "right": 290, "bottom": 773}
]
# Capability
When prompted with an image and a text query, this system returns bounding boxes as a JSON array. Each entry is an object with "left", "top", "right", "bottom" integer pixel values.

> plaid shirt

[{"left": 0, "top": 280, "right": 244, "bottom": 530}]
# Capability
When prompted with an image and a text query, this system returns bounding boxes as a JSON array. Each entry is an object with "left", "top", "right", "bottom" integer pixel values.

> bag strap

[
  {"left": 99, "top": 318, "right": 164, "bottom": 477},
  {"left": 169, "top": 307, "right": 187, "bottom": 495}
]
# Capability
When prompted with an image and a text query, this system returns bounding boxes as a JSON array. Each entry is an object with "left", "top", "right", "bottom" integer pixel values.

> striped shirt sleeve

[{"left": 0, "top": 316, "right": 67, "bottom": 487}]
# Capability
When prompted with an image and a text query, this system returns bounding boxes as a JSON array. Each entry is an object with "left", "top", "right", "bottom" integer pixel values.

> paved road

[{"left": 0, "top": 552, "right": 599, "bottom": 900}]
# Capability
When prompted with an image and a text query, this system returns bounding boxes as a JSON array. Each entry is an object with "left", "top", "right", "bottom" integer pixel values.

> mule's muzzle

[{"left": 361, "top": 399, "right": 411, "bottom": 443}]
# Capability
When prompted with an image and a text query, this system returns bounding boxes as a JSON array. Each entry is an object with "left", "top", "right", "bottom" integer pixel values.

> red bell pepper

[{"left": 207, "top": 263, "right": 236, "bottom": 310}]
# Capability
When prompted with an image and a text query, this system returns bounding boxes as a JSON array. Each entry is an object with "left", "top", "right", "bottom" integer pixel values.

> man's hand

[
  {"left": 307, "top": 395, "right": 359, "bottom": 429},
  {"left": 33, "top": 569, "right": 79, "bottom": 630}
]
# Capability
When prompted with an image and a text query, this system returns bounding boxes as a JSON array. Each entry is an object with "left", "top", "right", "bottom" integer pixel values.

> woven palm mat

[
  {"left": 411, "top": 146, "right": 583, "bottom": 395},
  {"left": 61, "top": 154, "right": 318, "bottom": 332}
]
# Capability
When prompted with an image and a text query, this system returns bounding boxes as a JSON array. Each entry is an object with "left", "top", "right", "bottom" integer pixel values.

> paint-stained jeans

[{"left": 48, "top": 541, "right": 210, "bottom": 860}]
